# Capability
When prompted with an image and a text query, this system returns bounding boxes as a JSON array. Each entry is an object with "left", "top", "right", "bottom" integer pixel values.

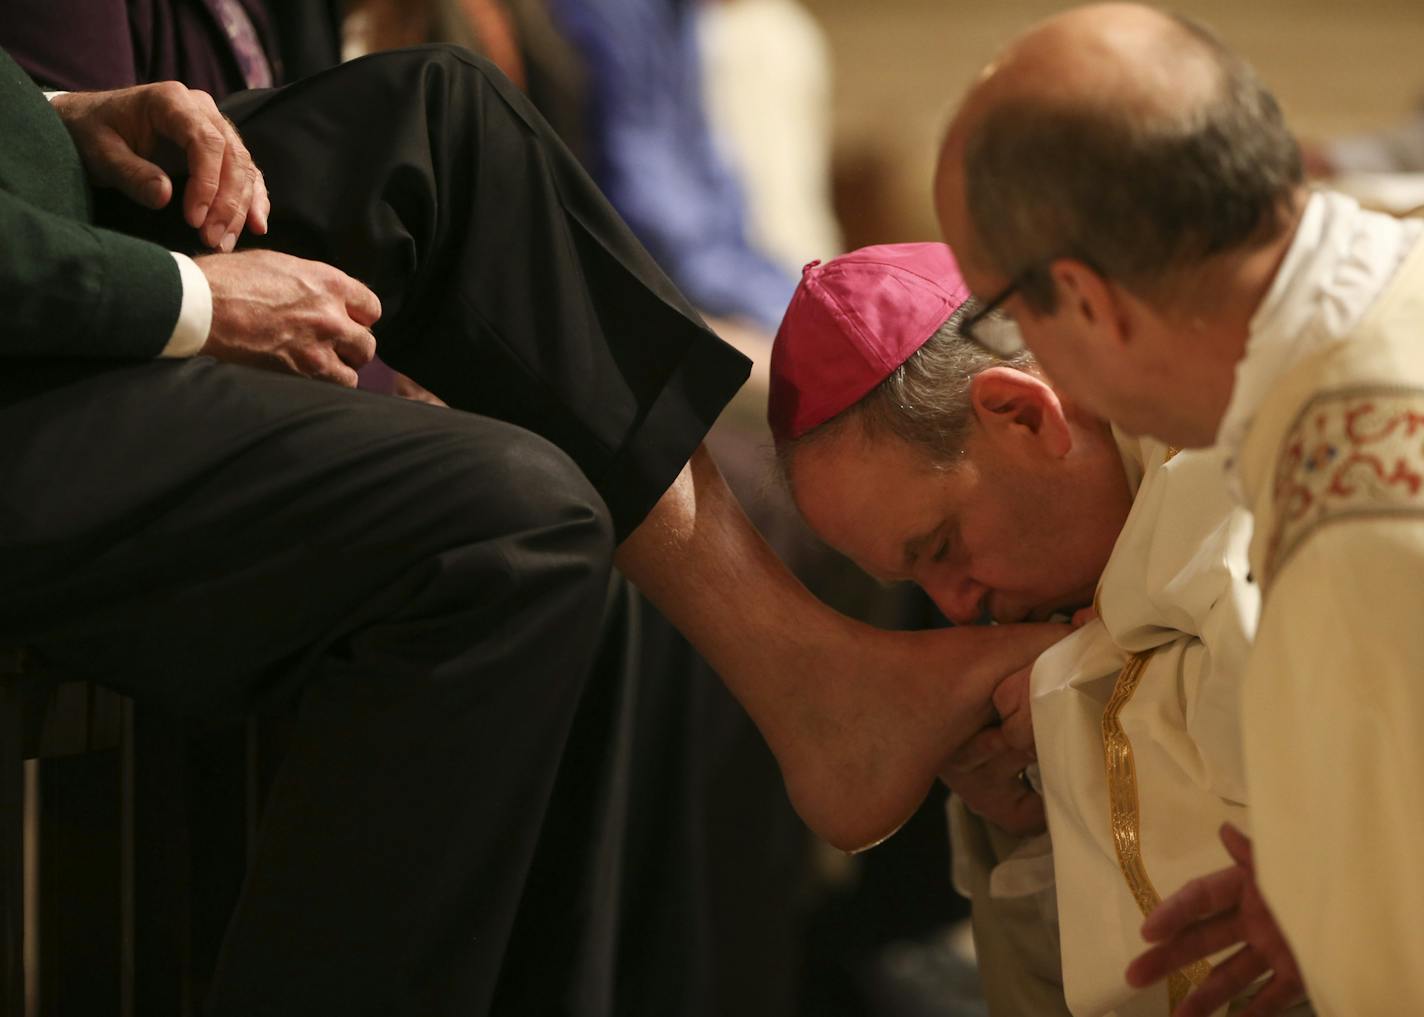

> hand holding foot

[
  {"left": 771, "top": 620, "right": 1065, "bottom": 850},
  {"left": 615, "top": 444, "right": 1069, "bottom": 850}
]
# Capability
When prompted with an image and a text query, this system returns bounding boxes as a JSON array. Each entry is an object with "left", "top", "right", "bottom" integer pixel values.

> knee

[
  {"left": 443, "top": 421, "right": 615, "bottom": 578},
  {"left": 503, "top": 428, "right": 615, "bottom": 566},
  {"left": 367, "top": 42, "right": 517, "bottom": 101}
]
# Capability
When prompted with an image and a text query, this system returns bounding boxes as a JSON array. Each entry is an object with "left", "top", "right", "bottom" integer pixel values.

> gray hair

[
  {"left": 964, "top": 13, "right": 1303, "bottom": 313},
  {"left": 777, "top": 304, "right": 1035, "bottom": 475}
]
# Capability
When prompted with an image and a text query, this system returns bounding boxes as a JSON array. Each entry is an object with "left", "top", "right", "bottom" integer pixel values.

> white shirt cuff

[
  {"left": 45, "top": 95, "right": 210, "bottom": 358},
  {"left": 162, "top": 252, "right": 212, "bottom": 358}
]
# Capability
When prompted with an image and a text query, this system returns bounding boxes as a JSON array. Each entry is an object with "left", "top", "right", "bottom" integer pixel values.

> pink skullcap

[{"left": 768, "top": 242, "right": 971, "bottom": 442}]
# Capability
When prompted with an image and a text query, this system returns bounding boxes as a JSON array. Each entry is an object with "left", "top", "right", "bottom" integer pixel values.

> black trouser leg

[{"left": 0, "top": 359, "right": 614, "bottom": 1016}]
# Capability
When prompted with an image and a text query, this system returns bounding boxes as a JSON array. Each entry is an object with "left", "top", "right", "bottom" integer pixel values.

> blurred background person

[
  {"left": 544, "top": 0, "right": 796, "bottom": 336},
  {"left": 700, "top": 0, "right": 843, "bottom": 276},
  {"left": 1304, "top": 101, "right": 1424, "bottom": 176},
  {"left": 1299, "top": 92, "right": 1424, "bottom": 214},
  {"left": 0, "top": 0, "right": 339, "bottom": 98}
]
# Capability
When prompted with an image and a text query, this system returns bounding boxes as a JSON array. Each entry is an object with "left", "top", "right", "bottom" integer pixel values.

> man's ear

[
  {"left": 969, "top": 366, "right": 1073, "bottom": 459},
  {"left": 1048, "top": 258, "right": 1131, "bottom": 351}
]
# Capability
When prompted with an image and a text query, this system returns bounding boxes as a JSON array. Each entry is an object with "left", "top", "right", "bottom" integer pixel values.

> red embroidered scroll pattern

[{"left": 1268, "top": 387, "right": 1424, "bottom": 579}]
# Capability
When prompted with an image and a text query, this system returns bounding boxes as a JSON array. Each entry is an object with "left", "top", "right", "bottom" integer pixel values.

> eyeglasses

[{"left": 954, "top": 277, "right": 1028, "bottom": 358}]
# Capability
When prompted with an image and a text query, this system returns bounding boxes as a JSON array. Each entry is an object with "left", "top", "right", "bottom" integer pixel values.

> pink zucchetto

[{"left": 768, "top": 242, "right": 972, "bottom": 443}]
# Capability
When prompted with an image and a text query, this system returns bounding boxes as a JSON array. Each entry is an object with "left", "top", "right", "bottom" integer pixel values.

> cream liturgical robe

[
  {"left": 1032, "top": 433, "right": 1259, "bottom": 1017},
  {"left": 1233, "top": 231, "right": 1424, "bottom": 1016}
]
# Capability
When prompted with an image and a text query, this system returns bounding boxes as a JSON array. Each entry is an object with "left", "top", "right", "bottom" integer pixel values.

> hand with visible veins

[
  {"left": 197, "top": 250, "right": 381, "bottom": 387},
  {"left": 51, "top": 82, "right": 270, "bottom": 251},
  {"left": 939, "top": 725, "right": 1044, "bottom": 836},
  {"left": 1126, "top": 824, "right": 1306, "bottom": 1017}
]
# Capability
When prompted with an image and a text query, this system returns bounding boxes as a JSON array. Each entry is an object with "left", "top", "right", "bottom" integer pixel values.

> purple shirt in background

[
  {"left": 1, "top": 0, "right": 276, "bottom": 100},
  {"left": 548, "top": 0, "right": 796, "bottom": 332}
]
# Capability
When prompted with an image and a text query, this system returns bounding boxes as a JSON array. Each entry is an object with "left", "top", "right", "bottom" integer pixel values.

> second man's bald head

[{"left": 937, "top": 3, "right": 1303, "bottom": 313}]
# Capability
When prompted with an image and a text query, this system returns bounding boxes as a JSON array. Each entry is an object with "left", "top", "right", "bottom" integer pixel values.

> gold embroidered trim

[
  {"left": 1266, "top": 386, "right": 1424, "bottom": 582},
  {"left": 1102, "top": 648, "right": 1211, "bottom": 1009},
  {"left": 1096, "top": 444, "right": 1206, "bottom": 1009}
]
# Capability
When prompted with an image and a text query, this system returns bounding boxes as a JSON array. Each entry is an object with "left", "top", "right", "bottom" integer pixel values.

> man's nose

[{"left": 924, "top": 575, "right": 990, "bottom": 626}]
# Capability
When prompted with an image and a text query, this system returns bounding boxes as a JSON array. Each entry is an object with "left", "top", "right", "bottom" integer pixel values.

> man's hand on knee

[
  {"left": 197, "top": 250, "right": 380, "bottom": 387},
  {"left": 51, "top": 82, "right": 269, "bottom": 251}
]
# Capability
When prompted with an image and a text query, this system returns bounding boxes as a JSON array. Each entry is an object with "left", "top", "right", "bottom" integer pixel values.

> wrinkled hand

[
  {"left": 991, "top": 663, "right": 1035, "bottom": 757},
  {"left": 939, "top": 725, "right": 1044, "bottom": 837},
  {"left": 1126, "top": 824, "right": 1306, "bottom": 1017},
  {"left": 198, "top": 250, "right": 380, "bottom": 386},
  {"left": 51, "top": 83, "right": 269, "bottom": 251}
]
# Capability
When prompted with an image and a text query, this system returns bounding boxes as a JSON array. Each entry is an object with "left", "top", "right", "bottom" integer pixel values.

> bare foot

[{"left": 768, "top": 620, "right": 1068, "bottom": 852}]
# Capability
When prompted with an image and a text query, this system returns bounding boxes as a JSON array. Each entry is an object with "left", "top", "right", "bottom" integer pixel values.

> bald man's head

[{"left": 938, "top": 3, "right": 1302, "bottom": 313}]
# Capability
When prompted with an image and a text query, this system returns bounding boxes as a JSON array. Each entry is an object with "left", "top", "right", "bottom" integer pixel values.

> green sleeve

[{"left": 0, "top": 186, "right": 183, "bottom": 359}]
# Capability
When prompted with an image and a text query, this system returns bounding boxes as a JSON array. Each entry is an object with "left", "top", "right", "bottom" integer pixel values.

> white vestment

[
  {"left": 1218, "top": 190, "right": 1424, "bottom": 1016},
  {"left": 1035, "top": 434, "right": 1258, "bottom": 1017},
  {"left": 953, "top": 432, "right": 1270, "bottom": 1017}
]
